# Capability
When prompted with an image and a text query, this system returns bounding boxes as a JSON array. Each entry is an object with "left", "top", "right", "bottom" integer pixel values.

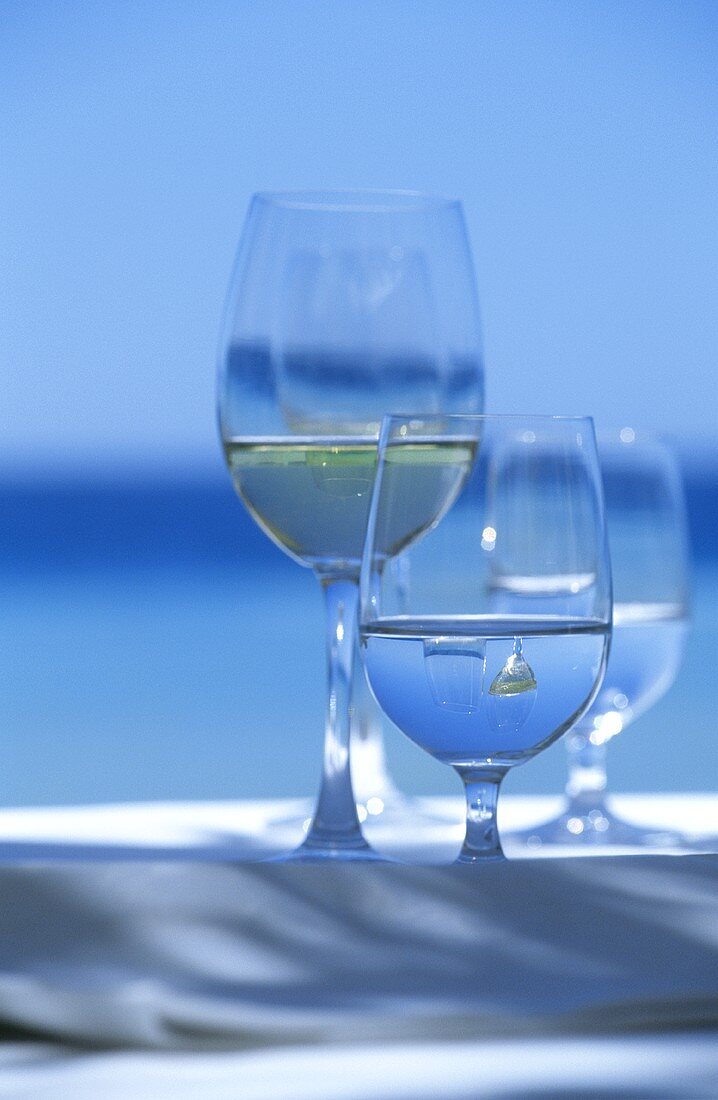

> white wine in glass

[{"left": 217, "top": 191, "right": 484, "bottom": 858}]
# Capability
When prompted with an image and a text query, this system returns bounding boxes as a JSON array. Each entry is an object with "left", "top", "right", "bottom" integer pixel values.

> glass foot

[
  {"left": 454, "top": 851, "right": 506, "bottom": 865},
  {"left": 506, "top": 800, "right": 694, "bottom": 853},
  {"left": 244, "top": 793, "right": 465, "bottom": 863},
  {"left": 266, "top": 837, "right": 389, "bottom": 862}
]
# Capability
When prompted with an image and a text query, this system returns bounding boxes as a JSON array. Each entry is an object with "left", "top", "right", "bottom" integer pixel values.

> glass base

[
  {"left": 267, "top": 837, "right": 389, "bottom": 863},
  {"left": 259, "top": 795, "right": 464, "bottom": 863},
  {"left": 454, "top": 850, "right": 505, "bottom": 865},
  {"left": 507, "top": 798, "right": 695, "bottom": 853},
  {"left": 263, "top": 793, "right": 460, "bottom": 841}
]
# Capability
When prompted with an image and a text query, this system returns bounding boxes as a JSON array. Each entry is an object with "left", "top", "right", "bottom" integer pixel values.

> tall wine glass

[
  {"left": 360, "top": 415, "right": 611, "bottom": 862},
  {"left": 511, "top": 429, "right": 691, "bottom": 850},
  {"left": 217, "top": 191, "right": 483, "bottom": 858}
]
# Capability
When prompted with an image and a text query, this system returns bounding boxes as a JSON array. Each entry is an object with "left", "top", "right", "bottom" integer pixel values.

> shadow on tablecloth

[{"left": 0, "top": 857, "right": 716, "bottom": 1051}]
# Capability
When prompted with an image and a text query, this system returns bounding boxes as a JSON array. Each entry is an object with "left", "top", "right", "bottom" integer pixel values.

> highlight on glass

[
  {"left": 359, "top": 414, "right": 612, "bottom": 862},
  {"left": 217, "top": 191, "right": 484, "bottom": 859}
]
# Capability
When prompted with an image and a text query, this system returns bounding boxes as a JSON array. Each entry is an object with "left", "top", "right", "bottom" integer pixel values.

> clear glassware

[
  {"left": 360, "top": 414, "right": 612, "bottom": 863},
  {"left": 509, "top": 429, "right": 691, "bottom": 851},
  {"left": 217, "top": 191, "right": 483, "bottom": 859}
]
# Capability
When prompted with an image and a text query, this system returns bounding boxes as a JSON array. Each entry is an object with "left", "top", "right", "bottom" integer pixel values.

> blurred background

[{"left": 1, "top": 0, "right": 716, "bottom": 807}]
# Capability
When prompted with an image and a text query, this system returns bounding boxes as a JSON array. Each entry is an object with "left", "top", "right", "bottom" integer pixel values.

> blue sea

[{"left": 2, "top": 472, "right": 717, "bottom": 807}]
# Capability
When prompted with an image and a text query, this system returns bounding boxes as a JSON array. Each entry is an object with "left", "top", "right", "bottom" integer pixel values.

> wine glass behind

[{"left": 507, "top": 429, "right": 691, "bottom": 852}]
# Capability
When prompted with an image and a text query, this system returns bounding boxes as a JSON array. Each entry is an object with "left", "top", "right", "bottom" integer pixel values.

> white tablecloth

[
  {"left": 0, "top": 795, "right": 716, "bottom": 1098},
  {"left": 0, "top": 792, "right": 716, "bottom": 860},
  {"left": 3, "top": 1036, "right": 718, "bottom": 1099}
]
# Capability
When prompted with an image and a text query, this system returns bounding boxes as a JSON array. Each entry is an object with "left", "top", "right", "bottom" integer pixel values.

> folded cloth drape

[
  {"left": 1, "top": 855, "right": 717, "bottom": 1050},
  {"left": 0, "top": 796, "right": 717, "bottom": 1097}
]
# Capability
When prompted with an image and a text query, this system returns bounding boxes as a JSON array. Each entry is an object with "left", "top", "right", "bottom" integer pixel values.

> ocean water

[{"left": 1, "top": 474, "right": 717, "bottom": 807}]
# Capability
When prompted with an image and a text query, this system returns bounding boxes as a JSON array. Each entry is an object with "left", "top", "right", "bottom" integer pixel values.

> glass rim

[
  {"left": 381, "top": 413, "right": 596, "bottom": 427},
  {"left": 251, "top": 189, "right": 462, "bottom": 214}
]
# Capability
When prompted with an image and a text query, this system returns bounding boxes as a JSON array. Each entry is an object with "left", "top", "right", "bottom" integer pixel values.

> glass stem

[
  {"left": 456, "top": 767, "right": 507, "bottom": 862},
  {"left": 565, "top": 728, "right": 609, "bottom": 810},
  {"left": 302, "top": 576, "right": 369, "bottom": 851}
]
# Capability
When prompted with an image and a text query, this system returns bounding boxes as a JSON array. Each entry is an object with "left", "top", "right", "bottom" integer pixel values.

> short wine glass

[
  {"left": 360, "top": 414, "right": 612, "bottom": 863},
  {"left": 218, "top": 192, "right": 483, "bottom": 859},
  {"left": 510, "top": 429, "right": 691, "bottom": 850}
]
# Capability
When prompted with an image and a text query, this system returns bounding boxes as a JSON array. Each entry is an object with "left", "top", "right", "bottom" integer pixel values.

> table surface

[
  {"left": 1, "top": 794, "right": 717, "bottom": 1098},
  {"left": 0, "top": 791, "right": 716, "bottom": 859}
]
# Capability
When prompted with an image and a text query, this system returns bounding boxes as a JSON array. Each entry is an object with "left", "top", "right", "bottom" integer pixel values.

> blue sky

[{"left": 1, "top": 0, "right": 716, "bottom": 477}]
